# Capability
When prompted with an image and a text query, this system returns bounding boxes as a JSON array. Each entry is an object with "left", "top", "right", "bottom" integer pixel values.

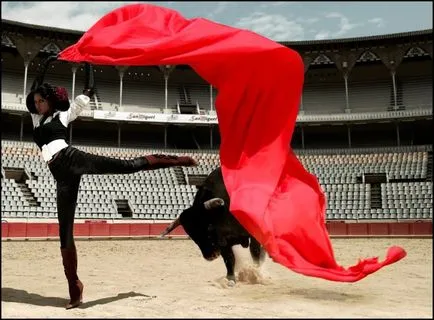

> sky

[{"left": 1, "top": 1, "right": 432, "bottom": 42}]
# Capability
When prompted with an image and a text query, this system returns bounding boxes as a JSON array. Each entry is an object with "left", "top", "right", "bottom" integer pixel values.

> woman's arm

[{"left": 58, "top": 94, "right": 90, "bottom": 126}]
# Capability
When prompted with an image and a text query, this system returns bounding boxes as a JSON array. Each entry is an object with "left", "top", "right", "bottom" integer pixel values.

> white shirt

[{"left": 31, "top": 94, "right": 90, "bottom": 162}]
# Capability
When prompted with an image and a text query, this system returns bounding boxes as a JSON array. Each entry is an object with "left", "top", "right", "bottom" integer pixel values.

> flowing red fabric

[{"left": 59, "top": 3, "right": 406, "bottom": 282}]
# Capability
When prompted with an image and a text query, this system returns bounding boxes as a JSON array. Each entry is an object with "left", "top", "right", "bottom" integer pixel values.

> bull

[{"left": 161, "top": 167, "right": 266, "bottom": 285}]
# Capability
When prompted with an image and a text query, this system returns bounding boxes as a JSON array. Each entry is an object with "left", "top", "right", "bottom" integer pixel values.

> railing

[
  {"left": 111, "top": 198, "right": 118, "bottom": 217},
  {"left": 23, "top": 167, "right": 33, "bottom": 181},
  {"left": 296, "top": 106, "right": 432, "bottom": 122},
  {"left": 127, "top": 198, "right": 134, "bottom": 218},
  {"left": 2, "top": 100, "right": 431, "bottom": 123},
  {"left": 295, "top": 144, "right": 431, "bottom": 155}
]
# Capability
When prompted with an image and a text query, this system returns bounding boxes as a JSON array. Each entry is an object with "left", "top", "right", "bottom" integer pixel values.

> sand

[{"left": 1, "top": 238, "right": 432, "bottom": 318}]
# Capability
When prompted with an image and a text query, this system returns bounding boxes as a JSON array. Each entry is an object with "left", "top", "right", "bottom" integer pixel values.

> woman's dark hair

[{"left": 26, "top": 83, "right": 70, "bottom": 114}]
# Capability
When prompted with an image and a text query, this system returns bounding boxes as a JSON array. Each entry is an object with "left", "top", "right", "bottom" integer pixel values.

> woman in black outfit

[{"left": 26, "top": 83, "right": 197, "bottom": 309}]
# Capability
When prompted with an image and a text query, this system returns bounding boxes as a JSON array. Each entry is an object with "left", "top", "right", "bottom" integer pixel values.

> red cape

[{"left": 59, "top": 3, "right": 406, "bottom": 282}]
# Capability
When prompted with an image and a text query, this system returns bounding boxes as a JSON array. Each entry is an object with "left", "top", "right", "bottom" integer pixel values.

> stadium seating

[
  {"left": 1, "top": 140, "right": 432, "bottom": 222},
  {"left": 381, "top": 182, "right": 432, "bottom": 219},
  {"left": 302, "top": 151, "right": 428, "bottom": 181}
]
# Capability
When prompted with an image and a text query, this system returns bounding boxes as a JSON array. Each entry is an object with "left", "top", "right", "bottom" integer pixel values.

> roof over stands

[{"left": 2, "top": 18, "right": 432, "bottom": 50}]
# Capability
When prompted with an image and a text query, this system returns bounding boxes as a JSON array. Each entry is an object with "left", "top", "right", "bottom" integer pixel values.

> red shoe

[{"left": 144, "top": 154, "right": 198, "bottom": 170}]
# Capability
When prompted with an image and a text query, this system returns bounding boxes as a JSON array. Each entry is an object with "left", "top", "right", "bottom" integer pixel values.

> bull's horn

[
  {"left": 204, "top": 198, "right": 225, "bottom": 210},
  {"left": 160, "top": 217, "right": 181, "bottom": 236}
]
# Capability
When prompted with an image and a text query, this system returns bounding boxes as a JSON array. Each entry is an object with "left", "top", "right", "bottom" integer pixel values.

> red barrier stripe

[{"left": 0, "top": 221, "right": 432, "bottom": 239}]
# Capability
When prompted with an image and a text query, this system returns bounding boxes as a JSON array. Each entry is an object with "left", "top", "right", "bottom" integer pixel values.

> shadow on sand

[
  {"left": 289, "top": 287, "right": 365, "bottom": 302},
  {"left": 1, "top": 287, "right": 155, "bottom": 309}
]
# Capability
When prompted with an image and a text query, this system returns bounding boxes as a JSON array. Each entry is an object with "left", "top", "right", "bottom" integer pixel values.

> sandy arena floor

[{"left": 1, "top": 238, "right": 432, "bottom": 318}]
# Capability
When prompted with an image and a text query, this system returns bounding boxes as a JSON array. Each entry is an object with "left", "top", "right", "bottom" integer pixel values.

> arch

[
  {"left": 41, "top": 42, "right": 61, "bottom": 53},
  {"left": 2, "top": 34, "right": 15, "bottom": 47},
  {"left": 404, "top": 46, "right": 428, "bottom": 58},
  {"left": 311, "top": 53, "right": 334, "bottom": 66},
  {"left": 357, "top": 50, "right": 380, "bottom": 63}
]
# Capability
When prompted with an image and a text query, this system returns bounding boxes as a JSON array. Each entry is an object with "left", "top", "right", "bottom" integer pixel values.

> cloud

[
  {"left": 314, "top": 30, "right": 330, "bottom": 40},
  {"left": 1, "top": 1, "right": 132, "bottom": 31},
  {"left": 235, "top": 11, "right": 305, "bottom": 41},
  {"left": 295, "top": 17, "right": 319, "bottom": 24},
  {"left": 325, "top": 12, "right": 363, "bottom": 37},
  {"left": 260, "top": 1, "right": 295, "bottom": 7},
  {"left": 368, "top": 17, "right": 386, "bottom": 28},
  {"left": 206, "top": 1, "right": 229, "bottom": 19}
]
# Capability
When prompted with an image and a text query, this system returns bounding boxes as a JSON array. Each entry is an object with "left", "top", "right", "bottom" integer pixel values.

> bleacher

[{"left": 1, "top": 140, "right": 432, "bottom": 222}]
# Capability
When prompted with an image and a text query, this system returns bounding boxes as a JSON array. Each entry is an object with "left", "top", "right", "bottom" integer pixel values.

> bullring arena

[
  {"left": 2, "top": 238, "right": 432, "bottom": 318},
  {"left": 1, "top": 13, "right": 433, "bottom": 320}
]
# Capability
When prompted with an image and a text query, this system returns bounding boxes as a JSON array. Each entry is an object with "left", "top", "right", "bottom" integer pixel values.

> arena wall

[{"left": 1, "top": 220, "right": 432, "bottom": 240}]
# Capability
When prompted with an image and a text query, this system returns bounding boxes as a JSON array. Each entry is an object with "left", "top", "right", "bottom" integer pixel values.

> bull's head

[{"left": 161, "top": 198, "right": 225, "bottom": 261}]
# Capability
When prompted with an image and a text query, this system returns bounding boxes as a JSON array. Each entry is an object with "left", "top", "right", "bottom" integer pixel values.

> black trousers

[{"left": 48, "top": 146, "right": 148, "bottom": 248}]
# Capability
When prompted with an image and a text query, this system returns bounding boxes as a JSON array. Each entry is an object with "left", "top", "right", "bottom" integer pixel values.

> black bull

[{"left": 161, "top": 167, "right": 266, "bottom": 284}]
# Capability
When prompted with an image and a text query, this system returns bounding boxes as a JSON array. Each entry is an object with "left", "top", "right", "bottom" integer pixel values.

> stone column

[
  {"left": 396, "top": 122, "right": 400, "bottom": 146},
  {"left": 23, "top": 59, "right": 30, "bottom": 98},
  {"left": 158, "top": 65, "right": 176, "bottom": 113},
  {"left": 20, "top": 115, "right": 24, "bottom": 141},
  {"left": 300, "top": 55, "right": 314, "bottom": 114},
  {"left": 302, "top": 55, "right": 314, "bottom": 74},
  {"left": 301, "top": 126, "right": 305, "bottom": 149},
  {"left": 116, "top": 66, "right": 129, "bottom": 110},
  {"left": 71, "top": 64, "right": 79, "bottom": 101},
  {"left": 332, "top": 52, "right": 357, "bottom": 113},
  {"left": 210, "top": 85, "right": 214, "bottom": 112},
  {"left": 164, "top": 125, "right": 168, "bottom": 149},
  {"left": 118, "top": 122, "right": 122, "bottom": 148},
  {"left": 11, "top": 35, "right": 43, "bottom": 98},
  {"left": 374, "top": 47, "right": 408, "bottom": 111}
]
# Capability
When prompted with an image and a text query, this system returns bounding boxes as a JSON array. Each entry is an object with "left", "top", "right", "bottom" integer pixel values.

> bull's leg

[
  {"left": 220, "top": 246, "right": 236, "bottom": 285},
  {"left": 249, "top": 237, "right": 266, "bottom": 267}
]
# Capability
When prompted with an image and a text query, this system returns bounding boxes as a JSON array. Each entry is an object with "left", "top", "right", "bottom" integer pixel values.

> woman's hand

[{"left": 82, "top": 88, "right": 94, "bottom": 98}]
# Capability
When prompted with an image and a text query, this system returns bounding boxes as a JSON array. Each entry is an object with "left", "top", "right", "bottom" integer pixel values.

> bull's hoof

[{"left": 226, "top": 275, "right": 236, "bottom": 287}]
